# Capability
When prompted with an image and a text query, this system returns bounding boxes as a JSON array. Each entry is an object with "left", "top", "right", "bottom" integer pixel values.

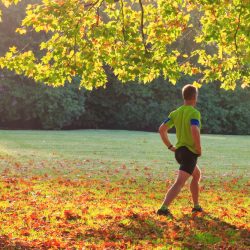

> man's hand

[
  {"left": 159, "top": 124, "right": 174, "bottom": 152},
  {"left": 170, "top": 146, "right": 176, "bottom": 152},
  {"left": 196, "top": 146, "right": 202, "bottom": 156}
]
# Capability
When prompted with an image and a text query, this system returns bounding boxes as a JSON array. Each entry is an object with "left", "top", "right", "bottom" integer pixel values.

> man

[{"left": 157, "top": 84, "right": 203, "bottom": 217}]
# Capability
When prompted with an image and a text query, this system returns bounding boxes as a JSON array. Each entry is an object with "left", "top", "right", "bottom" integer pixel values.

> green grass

[
  {"left": 194, "top": 232, "right": 221, "bottom": 244},
  {"left": 0, "top": 130, "right": 249, "bottom": 249},
  {"left": 0, "top": 129, "right": 249, "bottom": 178}
]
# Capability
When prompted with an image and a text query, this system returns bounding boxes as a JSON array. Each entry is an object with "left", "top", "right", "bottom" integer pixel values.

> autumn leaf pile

[{"left": 0, "top": 156, "right": 249, "bottom": 249}]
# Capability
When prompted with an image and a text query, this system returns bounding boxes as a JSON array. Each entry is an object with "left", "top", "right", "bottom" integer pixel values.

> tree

[
  {"left": 76, "top": 75, "right": 250, "bottom": 134},
  {"left": 0, "top": 76, "right": 85, "bottom": 129},
  {"left": 0, "top": 1, "right": 86, "bottom": 129},
  {"left": 0, "top": 0, "right": 249, "bottom": 90}
]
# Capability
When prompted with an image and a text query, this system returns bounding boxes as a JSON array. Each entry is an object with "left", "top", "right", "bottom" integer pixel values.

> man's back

[{"left": 166, "top": 105, "right": 201, "bottom": 154}]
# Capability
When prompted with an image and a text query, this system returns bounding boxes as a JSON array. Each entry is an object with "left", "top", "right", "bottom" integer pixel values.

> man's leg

[
  {"left": 190, "top": 165, "right": 201, "bottom": 207},
  {"left": 161, "top": 170, "right": 191, "bottom": 207}
]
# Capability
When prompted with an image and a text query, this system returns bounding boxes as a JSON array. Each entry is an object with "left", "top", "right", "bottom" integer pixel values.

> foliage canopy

[{"left": 0, "top": 0, "right": 249, "bottom": 90}]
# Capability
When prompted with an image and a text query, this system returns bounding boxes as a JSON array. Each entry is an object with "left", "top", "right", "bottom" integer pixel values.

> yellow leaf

[
  {"left": 16, "top": 28, "right": 27, "bottom": 34},
  {"left": 193, "top": 81, "right": 202, "bottom": 88}
]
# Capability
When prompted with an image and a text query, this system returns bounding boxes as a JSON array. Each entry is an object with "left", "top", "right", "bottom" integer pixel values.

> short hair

[{"left": 182, "top": 84, "right": 198, "bottom": 100}]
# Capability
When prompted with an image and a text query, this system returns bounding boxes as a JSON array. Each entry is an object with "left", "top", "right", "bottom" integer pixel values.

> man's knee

[
  {"left": 192, "top": 169, "right": 201, "bottom": 182},
  {"left": 174, "top": 179, "right": 186, "bottom": 189}
]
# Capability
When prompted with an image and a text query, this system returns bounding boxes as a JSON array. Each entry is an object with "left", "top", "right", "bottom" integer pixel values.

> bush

[
  {"left": 0, "top": 76, "right": 85, "bottom": 129},
  {"left": 77, "top": 75, "right": 250, "bottom": 135}
]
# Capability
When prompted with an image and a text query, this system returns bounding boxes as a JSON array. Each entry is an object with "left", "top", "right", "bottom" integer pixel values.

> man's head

[{"left": 182, "top": 84, "right": 198, "bottom": 105}]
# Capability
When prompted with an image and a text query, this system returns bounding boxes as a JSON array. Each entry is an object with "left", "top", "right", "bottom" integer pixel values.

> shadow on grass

[
  {"left": 176, "top": 212, "right": 250, "bottom": 249},
  {"left": 0, "top": 213, "right": 165, "bottom": 249},
  {"left": 0, "top": 235, "right": 35, "bottom": 249},
  {"left": 84, "top": 212, "right": 166, "bottom": 242},
  {"left": 84, "top": 211, "right": 250, "bottom": 249},
  {"left": 0, "top": 212, "right": 249, "bottom": 249}
]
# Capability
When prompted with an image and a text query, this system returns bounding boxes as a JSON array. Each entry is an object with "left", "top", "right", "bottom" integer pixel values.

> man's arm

[
  {"left": 191, "top": 125, "right": 201, "bottom": 156},
  {"left": 159, "top": 123, "right": 176, "bottom": 152}
]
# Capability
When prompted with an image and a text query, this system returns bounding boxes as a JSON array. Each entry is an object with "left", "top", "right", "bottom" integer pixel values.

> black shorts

[{"left": 175, "top": 146, "right": 198, "bottom": 175}]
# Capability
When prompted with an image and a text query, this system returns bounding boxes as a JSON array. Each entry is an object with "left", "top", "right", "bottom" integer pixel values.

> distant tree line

[
  {"left": 0, "top": 1, "right": 249, "bottom": 134},
  {"left": 0, "top": 73, "right": 249, "bottom": 135}
]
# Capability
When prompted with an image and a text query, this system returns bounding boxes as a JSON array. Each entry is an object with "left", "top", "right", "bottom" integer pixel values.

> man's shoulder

[
  {"left": 192, "top": 107, "right": 200, "bottom": 114},
  {"left": 173, "top": 105, "right": 184, "bottom": 112},
  {"left": 190, "top": 107, "right": 201, "bottom": 119},
  {"left": 169, "top": 105, "right": 200, "bottom": 116},
  {"left": 186, "top": 106, "right": 200, "bottom": 114},
  {"left": 169, "top": 106, "right": 182, "bottom": 117}
]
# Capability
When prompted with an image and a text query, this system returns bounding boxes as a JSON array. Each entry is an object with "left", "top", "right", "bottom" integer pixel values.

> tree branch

[
  {"left": 120, "top": 0, "right": 126, "bottom": 42},
  {"left": 234, "top": 4, "right": 243, "bottom": 57},
  {"left": 138, "top": 0, "right": 148, "bottom": 53},
  {"left": 96, "top": 0, "right": 105, "bottom": 26},
  {"left": 83, "top": 0, "right": 101, "bottom": 11},
  {"left": 72, "top": 0, "right": 105, "bottom": 68}
]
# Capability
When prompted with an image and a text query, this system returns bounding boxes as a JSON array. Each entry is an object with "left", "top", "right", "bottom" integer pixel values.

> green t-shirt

[{"left": 163, "top": 105, "right": 201, "bottom": 154}]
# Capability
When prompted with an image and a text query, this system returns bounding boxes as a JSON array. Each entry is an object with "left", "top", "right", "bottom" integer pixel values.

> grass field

[{"left": 0, "top": 130, "right": 249, "bottom": 249}]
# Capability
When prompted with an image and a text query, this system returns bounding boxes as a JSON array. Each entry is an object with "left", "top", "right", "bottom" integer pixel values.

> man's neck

[{"left": 184, "top": 100, "right": 195, "bottom": 106}]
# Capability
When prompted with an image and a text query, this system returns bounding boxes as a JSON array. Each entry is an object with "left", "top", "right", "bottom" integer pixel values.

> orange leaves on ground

[
  {"left": 20, "top": 229, "right": 30, "bottom": 237},
  {"left": 0, "top": 171, "right": 249, "bottom": 249},
  {"left": 235, "top": 208, "right": 248, "bottom": 218},
  {"left": 81, "top": 207, "right": 89, "bottom": 214},
  {"left": 42, "top": 239, "right": 64, "bottom": 248},
  {"left": 64, "top": 210, "right": 81, "bottom": 220}
]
